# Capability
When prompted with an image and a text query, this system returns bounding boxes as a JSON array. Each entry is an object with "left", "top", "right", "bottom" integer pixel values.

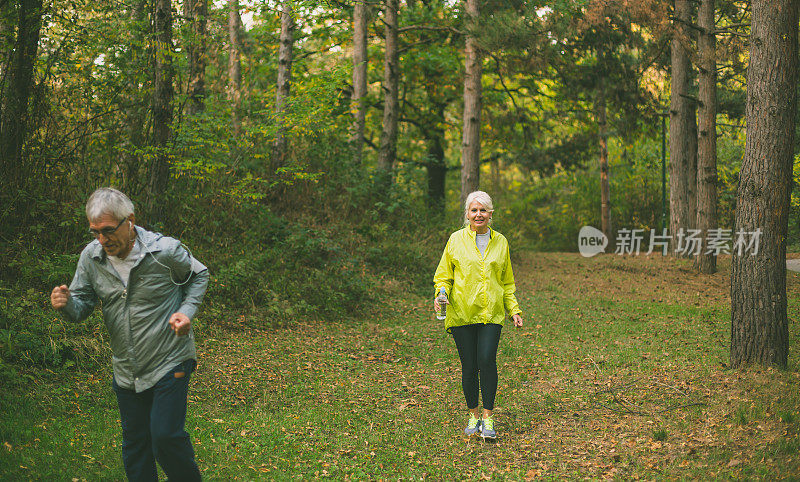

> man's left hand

[{"left": 169, "top": 312, "right": 191, "bottom": 336}]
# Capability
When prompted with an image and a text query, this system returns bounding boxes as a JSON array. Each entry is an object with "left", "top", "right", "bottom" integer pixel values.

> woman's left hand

[{"left": 511, "top": 314, "right": 523, "bottom": 328}]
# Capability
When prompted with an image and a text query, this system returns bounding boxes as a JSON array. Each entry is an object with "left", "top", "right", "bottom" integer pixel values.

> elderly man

[{"left": 51, "top": 188, "right": 208, "bottom": 481}]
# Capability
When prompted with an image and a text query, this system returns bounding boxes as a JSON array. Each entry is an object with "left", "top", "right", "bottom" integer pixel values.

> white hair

[
  {"left": 85, "top": 188, "right": 135, "bottom": 222},
  {"left": 463, "top": 191, "right": 494, "bottom": 225}
]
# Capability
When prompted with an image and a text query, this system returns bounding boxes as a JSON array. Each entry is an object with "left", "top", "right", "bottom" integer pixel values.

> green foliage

[
  {"left": 504, "top": 137, "right": 662, "bottom": 251},
  {"left": 716, "top": 125, "right": 745, "bottom": 232},
  {"left": 210, "top": 221, "right": 371, "bottom": 323},
  {"left": 499, "top": 127, "right": 756, "bottom": 252},
  {"left": 0, "top": 284, "right": 108, "bottom": 369},
  {"left": 205, "top": 177, "right": 438, "bottom": 327},
  {"left": 0, "top": 0, "right": 785, "bottom": 384}
]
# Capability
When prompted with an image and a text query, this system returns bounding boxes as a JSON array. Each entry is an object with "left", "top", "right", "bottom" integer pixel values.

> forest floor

[{"left": 2, "top": 252, "right": 800, "bottom": 480}]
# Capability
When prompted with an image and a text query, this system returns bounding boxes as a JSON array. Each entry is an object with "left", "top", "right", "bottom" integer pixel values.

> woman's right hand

[{"left": 433, "top": 297, "right": 447, "bottom": 313}]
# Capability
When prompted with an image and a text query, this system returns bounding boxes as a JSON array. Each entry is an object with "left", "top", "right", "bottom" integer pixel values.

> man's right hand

[{"left": 51, "top": 285, "right": 70, "bottom": 310}]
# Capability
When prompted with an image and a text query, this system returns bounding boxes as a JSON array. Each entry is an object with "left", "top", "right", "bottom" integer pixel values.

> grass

[{"left": 2, "top": 251, "right": 800, "bottom": 479}]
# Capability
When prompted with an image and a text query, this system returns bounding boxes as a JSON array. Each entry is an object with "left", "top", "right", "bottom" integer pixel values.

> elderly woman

[{"left": 433, "top": 191, "right": 523, "bottom": 439}]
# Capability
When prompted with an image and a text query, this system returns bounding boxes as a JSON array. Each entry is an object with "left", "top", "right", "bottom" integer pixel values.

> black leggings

[{"left": 450, "top": 323, "right": 502, "bottom": 410}]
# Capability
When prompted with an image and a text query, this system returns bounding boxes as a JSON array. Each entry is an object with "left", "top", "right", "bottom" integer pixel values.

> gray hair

[
  {"left": 85, "top": 188, "right": 135, "bottom": 222},
  {"left": 463, "top": 191, "right": 494, "bottom": 225}
]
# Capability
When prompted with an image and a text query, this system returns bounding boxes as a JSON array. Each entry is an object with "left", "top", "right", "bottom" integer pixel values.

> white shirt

[
  {"left": 107, "top": 241, "right": 142, "bottom": 286},
  {"left": 476, "top": 229, "right": 491, "bottom": 257}
]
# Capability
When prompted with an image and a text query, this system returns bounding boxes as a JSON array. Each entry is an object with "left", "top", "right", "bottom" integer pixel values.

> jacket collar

[
  {"left": 465, "top": 226, "right": 492, "bottom": 239},
  {"left": 88, "top": 226, "right": 164, "bottom": 260}
]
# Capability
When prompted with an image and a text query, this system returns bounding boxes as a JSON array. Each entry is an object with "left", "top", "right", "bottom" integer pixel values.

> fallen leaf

[{"left": 525, "top": 468, "right": 541, "bottom": 480}]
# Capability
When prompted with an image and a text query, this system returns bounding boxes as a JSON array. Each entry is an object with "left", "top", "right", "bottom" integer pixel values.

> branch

[
  {"left": 363, "top": 135, "right": 379, "bottom": 151},
  {"left": 398, "top": 24, "right": 461, "bottom": 35},
  {"left": 670, "top": 16, "right": 704, "bottom": 32},
  {"left": 483, "top": 86, "right": 526, "bottom": 95},
  {"left": 717, "top": 22, "right": 750, "bottom": 30},
  {"left": 399, "top": 115, "right": 429, "bottom": 135},
  {"left": 398, "top": 37, "right": 439, "bottom": 54},
  {"left": 637, "top": 39, "right": 670, "bottom": 78},
  {"left": 480, "top": 152, "right": 503, "bottom": 165},
  {"left": 487, "top": 53, "right": 522, "bottom": 113},
  {"left": 712, "top": 28, "right": 748, "bottom": 38}
]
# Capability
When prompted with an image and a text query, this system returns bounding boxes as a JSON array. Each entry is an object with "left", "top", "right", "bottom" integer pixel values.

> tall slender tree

[
  {"left": 460, "top": 0, "right": 482, "bottom": 203},
  {"left": 669, "top": 0, "right": 694, "bottom": 255},
  {"left": 730, "top": 0, "right": 798, "bottom": 369},
  {"left": 398, "top": 1, "right": 461, "bottom": 211},
  {"left": 378, "top": 0, "right": 399, "bottom": 178},
  {"left": 596, "top": 72, "right": 611, "bottom": 241},
  {"left": 687, "top": 105, "right": 697, "bottom": 232},
  {"left": 272, "top": 1, "right": 294, "bottom": 168},
  {"left": 350, "top": 0, "right": 369, "bottom": 165},
  {"left": 184, "top": 0, "right": 208, "bottom": 115},
  {"left": 425, "top": 111, "right": 447, "bottom": 208},
  {"left": 0, "top": 0, "right": 43, "bottom": 192},
  {"left": 228, "top": 0, "right": 243, "bottom": 133},
  {"left": 695, "top": 0, "right": 718, "bottom": 273},
  {"left": 0, "top": 2, "right": 15, "bottom": 108},
  {"left": 118, "top": 1, "right": 148, "bottom": 196},
  {"left": 147, "top": 0, "right": 175, "bottom": 223}
]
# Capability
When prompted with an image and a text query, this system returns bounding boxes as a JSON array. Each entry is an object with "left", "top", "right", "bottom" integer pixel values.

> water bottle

[{"left": 436, "top": 287, "right": 447, "bottom": 320}]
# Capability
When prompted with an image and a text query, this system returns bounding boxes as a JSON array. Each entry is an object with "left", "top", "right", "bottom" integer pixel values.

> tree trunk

[
  {"left": 0, "top": 1, "right": 16, "bottom": 111},
  {"left": 695, "top": 0, "right": 718, "bottom": 273},
  {"left": 119, "top": 0, "right": 148, "bottom": 196},
  {"left": 148, "top": 0, "right": 175, "bottom": 224},
  {"left": 669, "top": 0, "right": 693, "bottom": 255},
  {"left": 596, "top": 83, "right": 612, "bottom": 243},
  {"left": 272, "top": 1, "right": 294, "bottom": 169},
  {"left": 377, "top": 0, "right": 399, "bottom": 179},
  {"left": 460, "top": 0, "right": 482, "bottom": 204},
  {"left": 0, "top": 0, "right": 43, "bottom": 191},
  {"left": 184, "top": 0, "right": 207, "bottom": 115},
  {"left": 687, "top": 105, "right": 697, "bottom": 230},
  {"left": 426, "top": 138, "right": 446, "bottom": 211},
  {"left": 730, "top": 0, "right": 798, "bottom": 369},
  {"left": 228, "top": 0, "right": 242, "bottom": 134},
  {"left": 490, "top": 157, "right": 499, "bottom": 194},
  {"left": 425, "top": 103, "right": 446, "bottom": 211},
  {"left": 350, "top": 1, "right": 369, "bottom": 166}
]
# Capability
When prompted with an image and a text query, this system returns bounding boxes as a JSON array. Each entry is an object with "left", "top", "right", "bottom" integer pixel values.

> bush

[{"left": 0, "top": 284, "right": 109, "bottom": 368}]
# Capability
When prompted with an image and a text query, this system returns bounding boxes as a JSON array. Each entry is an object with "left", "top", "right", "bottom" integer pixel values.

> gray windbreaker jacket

[{"left": 61, "top": 226, "right": 209, "bottom": 392}]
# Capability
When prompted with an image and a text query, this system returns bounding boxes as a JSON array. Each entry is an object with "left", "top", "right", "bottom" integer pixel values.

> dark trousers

[
  {"left": 451, "top": 323, "right": 502, "bottom": 410},
  {"left": 112, "top": 359, "right": 201, "bottom": 482}
]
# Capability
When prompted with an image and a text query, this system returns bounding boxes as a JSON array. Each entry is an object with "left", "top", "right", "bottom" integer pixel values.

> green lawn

[{"left": 2, "top": 252, "right": 800, "bottom": 479}]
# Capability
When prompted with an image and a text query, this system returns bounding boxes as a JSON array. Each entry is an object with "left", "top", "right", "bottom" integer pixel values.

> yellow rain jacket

[{"left": 433, "top": 227, "right": 521, "bottom": 332}]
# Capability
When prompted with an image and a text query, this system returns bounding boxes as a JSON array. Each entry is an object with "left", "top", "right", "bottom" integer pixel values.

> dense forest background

[{"left": 0, "top": 0, "right": 798, "bottom": 368}]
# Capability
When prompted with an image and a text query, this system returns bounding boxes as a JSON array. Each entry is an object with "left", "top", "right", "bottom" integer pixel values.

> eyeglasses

[{"left": 89, "top": 217, "right": 127, "bottom": 238}]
